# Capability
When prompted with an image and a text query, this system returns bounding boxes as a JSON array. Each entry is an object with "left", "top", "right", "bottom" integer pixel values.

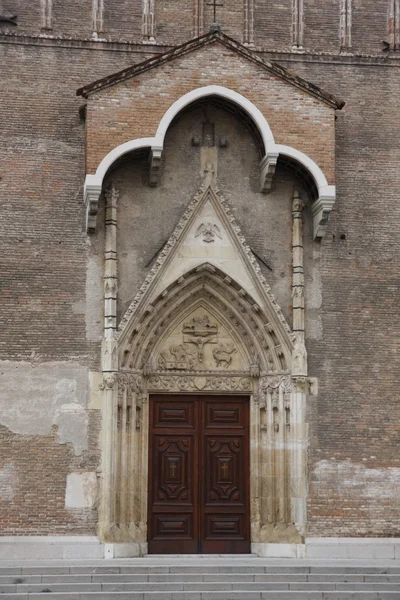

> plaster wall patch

[
  {"left": 0, "top": 361, "right": 89, "bottom": 455},
  {"left": 65, "top": 472, "right": 97, "bottom": 508},
  {"left": 313, "top": 460, "right": 400, "bottom": 502},
  {"left": 0, "top": 463, "right": 18, "bottom": 501}
]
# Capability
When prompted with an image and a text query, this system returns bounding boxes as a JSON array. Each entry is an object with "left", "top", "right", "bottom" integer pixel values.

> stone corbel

[
  {"left": 311, "top": 189, "right": 336, "bottom": 240},
  {"left": 149, "top": 146, "right": 163, "bottom": 187},
  {"left": 259, "top": 152, "right": 279, "bottom": 193},
  {"left": 84, "top": 176, "right": 102, "bottom": 232}
]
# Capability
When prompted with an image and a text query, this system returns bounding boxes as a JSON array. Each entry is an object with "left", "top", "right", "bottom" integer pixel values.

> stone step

[
  {"left": 0, "top": 591, "right": 399, "bottom": 599},
  {"left": 1, "top": 581, "right": 400, "bottom": 593},
  {"left": 1, "top": 573, "right": 400, "bottom": 583},
  {"left": 1, "top": 566, "right": 400, "bottom": 575},
  {"left": 1, "top": 560, "right": 398, "bottom": 599}
]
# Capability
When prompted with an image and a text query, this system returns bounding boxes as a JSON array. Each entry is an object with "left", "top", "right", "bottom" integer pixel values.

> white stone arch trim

[
  {"left": 275, "top": 144, "right": 336, "bottom": 239},
  {"left": 155, "top": 85, "right": 275, "bottom": 154},
  {"left": 83, "top": 88, "right": 335, "bottom": 238}
]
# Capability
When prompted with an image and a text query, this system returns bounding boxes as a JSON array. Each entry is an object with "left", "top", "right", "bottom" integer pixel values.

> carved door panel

[
  {"left": 148, "top": 395, "right": 250, "bottom": 554},
  {"left": 201, "top": 399, "right": 250, "bottom": 553},
  {"left": 148, "top": 396, "right": 198, "bottom": 554}
]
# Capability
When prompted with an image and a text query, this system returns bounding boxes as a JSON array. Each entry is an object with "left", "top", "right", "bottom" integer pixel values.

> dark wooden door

[{"left": 148, "top": 395, "right": 250, "bottom": 554}]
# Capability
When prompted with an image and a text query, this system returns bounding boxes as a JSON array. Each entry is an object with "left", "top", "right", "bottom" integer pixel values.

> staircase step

[
  {"left": 2, "top": 566, "right": 400, "bottom": 575},
  {"left": 1, "top": 582, "right": 399, "bottom": 593},
  {"left": 0, "top": 591, "right": 399, "bottom": 600},
  {"left": 2, "top": 573, "right": 399, "bottom": 584},
  {"left": 0, "top": 559, "right": 398, "bottom": 599}
]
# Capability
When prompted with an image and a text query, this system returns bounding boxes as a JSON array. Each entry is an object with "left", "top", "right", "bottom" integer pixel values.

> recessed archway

[{"left": 83, "top": 85, "right": 336, "bottom": 238}]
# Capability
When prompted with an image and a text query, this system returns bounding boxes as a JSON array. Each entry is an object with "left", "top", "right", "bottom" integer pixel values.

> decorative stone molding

[
  {"left": 292, "top": 190, "right": 307, "bottom": 377},
  {"left": 142, "top": 0, "right": 156, "bottom": 43},
  {"left": 117, "top": 372, "right": 144, "bottom": 393},
  {"left": 147, "top": 374, "right": 253, "bottom": 393},
  {"left": 243, "top": 0, "right": 255, "bottom": 47},
  {"left": 148, "top": 146, "right": 162, "bottom": 186},
  {"left": 260, "top": 152, "right": 279, "bottom": 193},
  {"left": 119, "top": 269, "right": 291, "bottom": 374},
  {"left": 312, "top": 192, "right": 336, "bottom": 239},
  {"left": 96, "top": 182, "right": 311, "bottom": 547},
  {"left": 84, "top": 181, "right": 102, "bottom": 232},
  {"left": 275, "top": 145, "right": 336, "bottom": 240}
]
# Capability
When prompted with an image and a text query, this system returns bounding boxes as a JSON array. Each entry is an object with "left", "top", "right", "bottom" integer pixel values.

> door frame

[{"left": 98, "top": 372, "right": 308, "bottom": 553}]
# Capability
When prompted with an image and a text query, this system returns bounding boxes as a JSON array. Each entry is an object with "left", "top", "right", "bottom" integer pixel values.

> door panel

[
  {"left": 148, "top": 397, "right": 198, "bottom": 553},
  {"left": 148, "top": 395, "right": 250, "bottom": 554},
  {"left": 201, "top": 399, "right": 250, "bottom": 553}
]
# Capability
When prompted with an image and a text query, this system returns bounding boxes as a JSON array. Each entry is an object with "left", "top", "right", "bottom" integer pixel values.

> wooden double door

[{"left": 148, "top": 395, "right": 250, "bottom": 554}]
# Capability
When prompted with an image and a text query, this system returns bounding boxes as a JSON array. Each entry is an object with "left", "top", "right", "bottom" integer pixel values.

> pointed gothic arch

[{"left": 118, "top": 263, "right": 293, "bottom": 375}]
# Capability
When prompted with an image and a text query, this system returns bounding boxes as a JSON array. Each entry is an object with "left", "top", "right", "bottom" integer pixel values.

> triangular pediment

[
  {"left": 150, "top": 188, "right": 265, "bottom": 307},
  {"left": 118, "top": 186, "right": 294, "bottom": 366},
  {"left": 77, "top": 31, "right": 344, "bottom": 109}
]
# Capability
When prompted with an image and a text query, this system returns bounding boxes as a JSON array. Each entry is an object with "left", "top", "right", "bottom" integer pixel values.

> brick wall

[
  {"left": 254, "top": 0, "right": 292, "bottom": 50},
  {"left": 0, "top": 411, "right": 101, "bottom": 535},
  {"left": 280, "top": 57, "right": 400, "bottom": 536},
  {"left": 84, "top": 42, "right": 336, "bottom": 181},
  {"left": 305, "top": 0, "right": 341, "bottom": 53},
  {"left": 0, "top": 1, "right": 394, "bottom": 54},
  {"left": 156, "top": 0, "right": 193, "bottom": 43},
  {"left": 352, "top": 0, "right": 389, "bottom": 54}
]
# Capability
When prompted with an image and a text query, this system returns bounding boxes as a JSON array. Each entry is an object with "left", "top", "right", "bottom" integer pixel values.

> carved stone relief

[
  {"left": 117, "top": 186, "right": 294, "bottom": 345},
  {"left": 195, "top": 221, "right": 222, "bottom": 243},
  {"left": 147, "top": 374, "right": 253, "bottom": 393},
  {"left": 158, "top": 343, "right": 197, "bottom": 370},
  {"left": 154, "top": 308, "right": 246, "bottom": 373},
  {"left": 213, "top": 342, "right": 236, "bottom": 367}
]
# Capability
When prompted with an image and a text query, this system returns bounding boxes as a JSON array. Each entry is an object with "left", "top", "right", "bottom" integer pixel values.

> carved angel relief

[
  {"left": 195, "top": 221, "right": 222, "bottom": 243},
  {"left": 157, "top": 314, "right": 239, "bottom": 371}
]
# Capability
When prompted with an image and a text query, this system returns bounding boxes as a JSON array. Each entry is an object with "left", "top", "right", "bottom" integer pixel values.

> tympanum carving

[
  {"left": 158, "top": 343, "right": 197, "bottom": 370},
  {"left": 213, "top": 342, "right": 237, "bottom": 367},
  {"left": 182, "top": 314, "right": 218, "bottom": 363}
]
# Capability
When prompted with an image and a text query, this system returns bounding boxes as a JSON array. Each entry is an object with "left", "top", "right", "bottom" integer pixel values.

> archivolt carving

[{"left": 119, "top": 265, "right": 292, "bottom": 375}]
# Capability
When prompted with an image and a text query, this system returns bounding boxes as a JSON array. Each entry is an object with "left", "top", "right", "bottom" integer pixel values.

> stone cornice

[
  {"left": 1, "top": 31, "right": 399, "bottom": 66},
  {"left": 76, "top": 30, "right": 345, "bottom": 109}
]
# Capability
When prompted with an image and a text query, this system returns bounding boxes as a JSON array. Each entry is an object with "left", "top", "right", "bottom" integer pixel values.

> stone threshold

[{"left": 0, "top": 537, "right": 400, "bottom": 561}]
